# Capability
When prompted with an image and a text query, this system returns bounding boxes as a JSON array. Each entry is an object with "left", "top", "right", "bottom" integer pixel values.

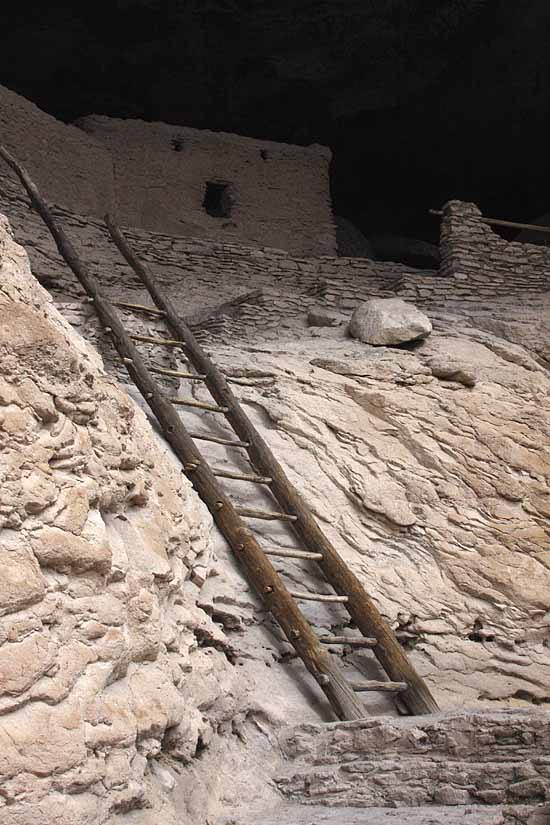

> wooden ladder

[{"left": 1, "top": 146, "right": 439, "bottom": 721}]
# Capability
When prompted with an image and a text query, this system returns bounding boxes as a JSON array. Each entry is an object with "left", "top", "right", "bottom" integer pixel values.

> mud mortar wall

[
  {"left": 0, "top": 83, "right": 335, "bottom": 256},
  {"left": 440, "top": 199, "right": 550, "bottom": 293},
  {"left": 0, "top": 85, "right": 115, "bottom": 217},
  {"left": 78, "top": 115, "right": 336, "bottom": 256}
]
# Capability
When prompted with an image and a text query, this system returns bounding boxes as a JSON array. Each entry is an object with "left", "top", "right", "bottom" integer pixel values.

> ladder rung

[
  {"left": 130, "top": 333, "right": 187, "bottom": 348},
  {"left": 167, "top": 396, "right": 228, "bottom": 413},
  {"left": 288, "top": 590, "right": 349, "bottom": 603},
  {"left": 236, "top": 506, "right": 298, "bottom": 522},
  {"left": 187, "top": 431, "right": 250, "bottom": 448},
  {"left": 149, "top": 365, "right": 207, "bottom": 380},
  {"left": 350, "top": 680, "right": 407, "bottom": 693},
  {"left": 264, "top": 548, "right": 323, "bottom": 560},
  {"left": 320, "top": 635, "right": 377, "bottom": 647},
  {"left": 112, "top": 300, "right": 165, "bottom": 317},
  {"left": 213, "top": 468, "right": 272, "bottom": 484}
]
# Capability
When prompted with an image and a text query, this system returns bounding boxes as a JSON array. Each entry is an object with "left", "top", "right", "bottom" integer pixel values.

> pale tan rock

[
  {"left": 0, "top": 533, "right": 46, "bottom": 616},
  {"left": 210, "top": 330, "right": 550, "bottom": 710},
  {"left": 2, "top": 164, "right": 550, "bottom": 824},
  {"left": 0, "top": 216, "right": 247, "bottom": 825},
  {"left": 0, "top": 631, "right": 56, "bottom": 699},
  {"left": 30, "top": 525, "right": 112, "bottom": 574}
]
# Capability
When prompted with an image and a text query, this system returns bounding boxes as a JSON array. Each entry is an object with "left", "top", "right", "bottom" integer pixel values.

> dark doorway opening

[{"left": 203, "top": 181, "right": 233, "bottom": 218}]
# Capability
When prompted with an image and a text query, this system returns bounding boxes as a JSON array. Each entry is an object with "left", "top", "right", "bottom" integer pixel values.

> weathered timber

[
  {"left": 113, "top": 289, "right": 263, "bottom": 329},
  {"left": 212, "top": 468, "right": 272, "bottom": 484},
  {"left": 289, "top": 590, "right": 349, "bottom": 603},
  {"left": 130, "top": 333, "right": 188, "bottom": 347},
  {"left": 264, "top": 548, "right": 323, "bottom": 560},
  {"left": 167, "top": 396, "right": 228, "bottom": 413},
  {"left": 104, "top": 213, "right": 439, "bottom": 715},
  {"left": 236, "top": 506, "right": 298, "bottom": 522},
  {"left": 430, "top": 207, "right": 550, "bottom": 235},
  {"left": 320, "top": 636, "right": 377, "bottom": 647},
  {"left": 0, "top": 146, "right": 367, "bottom": 723},
  {"left": 186, "top": 431, "right": 250, "bottom": 448},
  {"left": 350, "top": 680, "right": 407, "bottom": 693},
  {"left": 149, "top": 365, "right": 207, "bottom": 380},
  {"left": 112, "top": 299, "right": 166, "bottom": 316}
]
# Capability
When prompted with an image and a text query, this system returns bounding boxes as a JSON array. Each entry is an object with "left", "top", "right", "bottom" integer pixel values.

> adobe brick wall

[
  {"left": 0, "top": 85, "right": 114, "bottom": 216},
  {"left": 440, "top": 200, "right": 550, "bottom": 294},
  {"left": 0, "top": 84, "right": 335, "bottom": 256},
  {"left": 77, "top": 115, "right": 336, "bottom": 256}
]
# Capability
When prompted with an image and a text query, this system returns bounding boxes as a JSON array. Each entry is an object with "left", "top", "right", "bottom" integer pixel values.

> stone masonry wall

[
  {"left": 1, "top": 175, "right": 550, "bottom": 357},
  {"left": 78, "top": 115, "right": 336, "bottom": 256},
  {"left": 0, "top": 85, "right": 115, "bottom": 217},
  {"left": 440, "top": 199, "right": 550, "bottom": 293},
  {"left": 0, "top": 171, "right": 426, "bottom": 339},
  {"left": 277, "top": 711, "right": 550, "bottom": 812}
]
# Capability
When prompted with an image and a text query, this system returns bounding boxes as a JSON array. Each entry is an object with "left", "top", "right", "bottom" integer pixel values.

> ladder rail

[
  {"left": 0, "top": 145, "right": 366, "bottom": 723},
  {"left": 105, "top": 214, "right": 439, "bottom": 716}
]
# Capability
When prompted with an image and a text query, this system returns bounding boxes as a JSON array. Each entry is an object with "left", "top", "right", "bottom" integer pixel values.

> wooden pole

[
  {"left": 105, "top": 213, "right": 439, "bottom": 715},
  {"left": 430, "top": 208, "right": 550, "bottom": 236},
  {"left": 0, "top": 145, "right": 367, "bottom": 723}
]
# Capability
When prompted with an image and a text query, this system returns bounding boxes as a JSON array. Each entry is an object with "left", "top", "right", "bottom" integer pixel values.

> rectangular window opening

[{"left": 203, "top": 181, "right": 233, "bottom": 218}]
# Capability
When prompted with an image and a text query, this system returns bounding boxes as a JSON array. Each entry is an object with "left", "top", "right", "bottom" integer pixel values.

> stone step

[
  {"left": 275, "top": 710, "right": 550, "bottom": 812},
  {"left": 240, "top": 802, "right": 550, "bottom": 825},
  {"left": 280, "top": 709, "right": 550, "bottom": 764}
]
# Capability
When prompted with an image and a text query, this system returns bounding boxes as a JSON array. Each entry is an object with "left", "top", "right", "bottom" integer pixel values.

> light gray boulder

[{"left": 349, "top": 297, "right": 432, "bottom": 345}]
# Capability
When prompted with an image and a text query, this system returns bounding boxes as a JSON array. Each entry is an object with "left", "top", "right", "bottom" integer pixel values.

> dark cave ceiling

[{"left": 2, "top": 0, "right": 550, "bottom": 242}]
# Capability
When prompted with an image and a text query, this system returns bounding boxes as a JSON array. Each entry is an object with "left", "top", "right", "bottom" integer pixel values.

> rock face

[
  {"left": 1, "top": 200, "right": 550, "bottom": 825},
  {"left": 0, "top": 216, "right": 248, "bottom": 824},
  {"left": 208, "top": 324, "right": 550, "bottom": 712},
  {"left": 349, "top": 298, "right": 432, "bottom": 345}
]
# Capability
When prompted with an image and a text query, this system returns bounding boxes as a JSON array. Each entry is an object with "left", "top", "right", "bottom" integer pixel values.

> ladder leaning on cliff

[{"left": 0, "top": 146, "right": 439, "bottom": 721}]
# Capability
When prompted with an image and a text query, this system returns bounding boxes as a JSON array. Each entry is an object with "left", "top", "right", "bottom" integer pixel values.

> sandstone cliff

[
  {"left": 0, "top": 216, "right": 252, "bottom": 824},
  {"left": 1, "top": 207, "right": 549, "bottom": 824},
  {"left": 202, "top": 323, "right": 550, "bottom": 711}
]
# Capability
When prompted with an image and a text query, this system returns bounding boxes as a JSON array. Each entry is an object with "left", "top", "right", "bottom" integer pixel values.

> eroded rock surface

[
  {"left": 0, "top": 216, "right": 251, "bottom": 824},
  {"left": 1, "top": 203, "right": 549, "bottom": 825},
  {"left": 205, "top": 326, "right": 550, "bottom": 711}
]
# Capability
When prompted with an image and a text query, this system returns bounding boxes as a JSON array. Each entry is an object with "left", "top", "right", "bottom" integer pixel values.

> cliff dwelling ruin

[{"left": 0, "top": 4, "right": 549, "bottom": 825}]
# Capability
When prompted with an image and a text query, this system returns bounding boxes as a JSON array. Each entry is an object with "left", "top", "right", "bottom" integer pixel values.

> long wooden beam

[
  {"left": 430, "top": 208, "right": 550, "bottom": 236},
  {"left": 105, "top": 213, "right": 439, "bottom": 715},
  {"left": 0, "top": 146, "right": 366, "bottom": 722}
]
